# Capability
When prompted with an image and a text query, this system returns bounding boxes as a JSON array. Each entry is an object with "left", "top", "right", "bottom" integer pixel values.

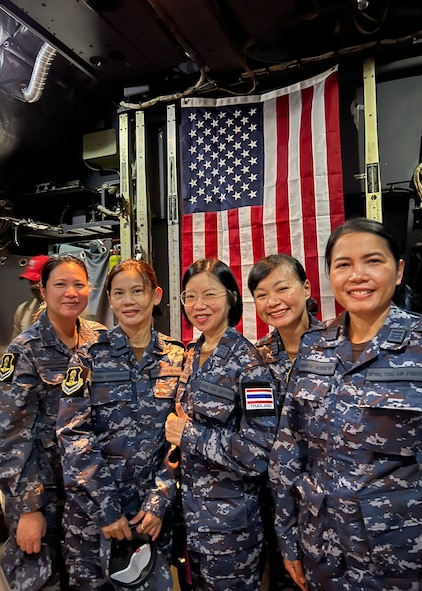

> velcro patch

[
  {"left": 62, "top": 366, "right": 87, "bottom": 397},
  {"left": 0, "top": 353, "right": 19, "bottom": 382},
  {"left": 242, "top": 381, "right": 275, "bottom": 416}
]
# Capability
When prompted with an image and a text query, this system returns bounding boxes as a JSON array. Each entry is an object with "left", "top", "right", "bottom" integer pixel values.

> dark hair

[
  {"left": 41, "top": 254, "right": 88, "bottom": 287},
  {"left": 325, "top": 217, "right": 403, "bottom": 272},
  {"left": 248, "top": 253, "right": 308, "bottom": 295},
  {"left": 182, "top": 258, "right": 242, "bottom": 326},
  {"left": 106, "top": 259, "right": 159, "bottom": 292}
]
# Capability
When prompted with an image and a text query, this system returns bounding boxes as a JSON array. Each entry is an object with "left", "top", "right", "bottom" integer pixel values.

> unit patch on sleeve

[
  {"left": 0, "top": 353, "right": 19, "bottom": 382},
  {"left": 61, "top": 366, "right": 87, "bottom": 397},
  {"left": 241, "top": 381, "right": 275, "bottom": 416}
]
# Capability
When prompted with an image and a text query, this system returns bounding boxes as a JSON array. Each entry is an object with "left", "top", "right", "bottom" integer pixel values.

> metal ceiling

[{"left": 1, "top": 0, "right": 422, "bottom": 93}]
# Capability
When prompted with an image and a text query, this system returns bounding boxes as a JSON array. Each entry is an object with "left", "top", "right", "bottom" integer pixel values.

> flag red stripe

[
  {"left": 181, "top": 214, "right": 193, "bottom": 275},
  {"left": 275, "top": 95, "right": 291, "bottom": 254},
  {"left": 300, "top": 85, "right": 322, "bottom": 313},
  {"left": 227, "top": 209, "right": 243, "bottom": 334},
  {"left": 204, "top": 212, "right": 218, "bottom": 259},
  {"left": 250, "top": 205, "right": 268, "bottom": 337},
  {"left": 181, "top": 214, "right": 194, "bottom": 342},
  {"left": 324, "top": 71, "right": 346, "bottom": 315}
]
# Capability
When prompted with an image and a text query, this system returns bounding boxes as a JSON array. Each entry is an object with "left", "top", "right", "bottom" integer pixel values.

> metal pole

[
  {"left": 166, "top": 104, "right": 181, "bottom": 340},
  {"left": 135, "top": 110, "right": 150, "bottom": 261},
  {"left": 363, "top": 58, "right": 383, "bottom": 221},
  {"left": 119, "top": 112, "right": 134, "bottom": 259}
]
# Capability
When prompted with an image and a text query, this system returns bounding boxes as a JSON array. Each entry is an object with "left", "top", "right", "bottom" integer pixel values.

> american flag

[{"left": 181, "top": 66, "right": 344, "bottom": 343}]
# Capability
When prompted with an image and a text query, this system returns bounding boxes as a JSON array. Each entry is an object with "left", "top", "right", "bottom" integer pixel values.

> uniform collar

[
  {"left": 320, "top": 305, "right": 416, "bottom": 357},
  {"left": 38, "top": 309, "right": 83, "bottom": 348}
]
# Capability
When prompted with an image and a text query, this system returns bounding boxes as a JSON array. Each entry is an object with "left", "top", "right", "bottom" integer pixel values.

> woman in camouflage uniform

[
  {"left": 270, "top": 217, "right": 422, "bottom": 591},
  {"left": 165, "top": 258, "right": 278, "bottom": 591},
  {"left": 0, "top": 255, "right": 105, "bottom": 591},
  {"left": 57, "top": 259, "right": 184, "bottom": 591},
  {"left": 248, "top": 254, "right": 320, "bottom": 591}
]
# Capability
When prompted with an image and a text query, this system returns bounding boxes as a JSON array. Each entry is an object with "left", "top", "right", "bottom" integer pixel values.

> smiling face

[
  {"left": 40, "top": 262, "right": 89, "bottom": 323},
  {"left": 183, "top": 272, "right": 231, "bottom": 339},
  {"left": 108, "top": 269, "right": 162, "bottom": 332},
  {"left": 252, "top": 264, "right": 311, "bottom": 333},
  {"left": 329, "top": 231, "right": 404, "bottom": 321}
]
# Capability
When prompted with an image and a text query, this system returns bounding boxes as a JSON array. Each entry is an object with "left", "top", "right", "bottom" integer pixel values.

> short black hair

[
  {"left": 325, "top": 217, "right": 403, "bottom": 272},
  {"left": 182, "top": 258, "right": 242, "bottom": 326},
  {"left": 248, "top": 253, "right": 308, "bottom": 295}
]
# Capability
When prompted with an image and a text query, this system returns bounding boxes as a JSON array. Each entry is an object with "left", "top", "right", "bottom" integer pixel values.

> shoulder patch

[
  {"left": 62, "top": 366, "right": 87, "bottom": 397},
  {"left": 0, "top": 353, "right": 19, "bottom": 382},
  {"left": 241, "top": 381, "right": 275, "bottom": 416},
  {"left": 161, "top": 335, "right": 185, "bottom": 349}
]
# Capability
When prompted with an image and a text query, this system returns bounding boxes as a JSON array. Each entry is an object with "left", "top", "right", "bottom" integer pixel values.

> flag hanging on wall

[{"left": 180, "top": 66, "right": 345, "bottom": 344}]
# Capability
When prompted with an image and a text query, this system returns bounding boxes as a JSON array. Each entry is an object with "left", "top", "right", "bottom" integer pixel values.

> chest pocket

[
  {"left": 358, "top": 367, "right": 422, "bottom": 453},
  {"left": 91, "top": 369, "right": 133, "bottom": 433},
  {"left": 294, "top": 359, "right": 337, "bottom": 403},
  {"left": 193, "top": 380, "right": 236, "bottom": 425},
  {"left": 363, "top": 367, "right": 422, "bottom": 411},
  {"left": 293, "top": 361, "right": 337, "bottom": 441},
  {"left": 38, "top": 360, "right": 69, "bottom": 417}
]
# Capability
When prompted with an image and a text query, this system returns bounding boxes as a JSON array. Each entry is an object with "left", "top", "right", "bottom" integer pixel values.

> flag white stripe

[
  {"left": 263, "top": 98, "right": 278, "bottom": 255},
  {"left": 288, "top": 90, "right": 306, "bottom": 266}
]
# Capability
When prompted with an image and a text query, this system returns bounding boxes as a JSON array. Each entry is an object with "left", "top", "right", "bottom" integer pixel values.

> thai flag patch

[{"left": 242, "top": 382, "right": 275, "bottom": 416}]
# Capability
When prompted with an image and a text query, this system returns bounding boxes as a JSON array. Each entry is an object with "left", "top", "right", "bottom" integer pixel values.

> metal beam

[
  {"left": 135, "top": 110, "right": 150, "bottom": 261},
  {"left": 119, "top": 112, "right": 134, "bottom": 259},
  {"left": 363, "top": 58, "right": 383, "bottom": 221},
  {"left": 166, "top": 104, "right": 181, "bottom": 340}
]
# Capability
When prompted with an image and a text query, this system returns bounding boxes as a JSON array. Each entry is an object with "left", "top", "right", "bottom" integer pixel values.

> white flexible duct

[{"left": 22, "top": 42, "right": 57, "bottom": 103}]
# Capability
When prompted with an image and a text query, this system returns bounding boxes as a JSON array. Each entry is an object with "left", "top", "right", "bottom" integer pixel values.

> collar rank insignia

[
  {"left": 0, "top": 353, "right": 18, "bottom": 382},
  {"left": 62, "top": 366, "right": 85, "bottom": 397}
]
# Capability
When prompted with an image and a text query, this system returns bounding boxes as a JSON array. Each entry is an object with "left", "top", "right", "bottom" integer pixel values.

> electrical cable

[{"left": 120, "top": 69, "right": 207, "bottom": 110}]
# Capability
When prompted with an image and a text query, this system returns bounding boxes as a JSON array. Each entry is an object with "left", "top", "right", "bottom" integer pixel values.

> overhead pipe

[{"left": 21, "top": 42, "right": 57, "bottom": 103}]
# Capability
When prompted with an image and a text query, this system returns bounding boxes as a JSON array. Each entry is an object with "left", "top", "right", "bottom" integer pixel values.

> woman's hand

[
  {"left": 165, "top": 402, "right": 189, "bottom": 447},
  {"left": 284, "top": 558, "right": 307, "bottom": 591},
  {"left": 129, "top": 511, "right": 162, "bottom": 541},
  {"left": 16, "top": 510, "right": 47, "bottom": 554},
  {"left": 101, "top": 516, "right": 132, "bottom": 540}
]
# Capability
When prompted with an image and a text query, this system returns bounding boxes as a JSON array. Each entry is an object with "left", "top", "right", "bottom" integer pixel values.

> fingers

[
  {"left": 175, "top": 402, "right": 189, "bottom": 419},
  {"left": 132, "top": 513, "right": 162, "bottom": 540},
  {"left": 16, "top": 511, "right": 46, "bottom": 554},
  {"left": 101, "top": 516, "right": 132, "bottom": 540},
  {"left": 165, "top": 444, "right": 180, "bottom": 469},
  {"left": 284, "top": 559, "right": 307, "bottom": 591}
]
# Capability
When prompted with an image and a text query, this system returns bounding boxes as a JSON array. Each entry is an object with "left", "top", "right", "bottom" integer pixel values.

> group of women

[{"left": 0, "top": 216, "right": 421, "bottom": 591}]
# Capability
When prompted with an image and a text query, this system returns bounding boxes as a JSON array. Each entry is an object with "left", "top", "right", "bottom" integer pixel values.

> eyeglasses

[{"left": 180, "top": 290, "right": 228, "bottom": 307}]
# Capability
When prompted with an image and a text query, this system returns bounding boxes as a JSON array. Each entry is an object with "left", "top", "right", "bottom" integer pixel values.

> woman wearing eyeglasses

[{"left": 165, "top": 258, "right": 278, "bottom": 591}]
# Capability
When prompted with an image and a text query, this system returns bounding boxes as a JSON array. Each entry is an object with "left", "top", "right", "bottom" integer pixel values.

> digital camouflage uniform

[
  {"left": 256, "top": 316, "right": 319, "bottom": 591},
  {"left": 269, "top": 305, "right": 422, "bottom": 591},
  {"left": 56, "top": 326, "right": 184, "bottom": 591},
  {"left": 0, "top": 310, "right": 104, "bottom": 591},
  {"left": 176, "top": 326, "right": 278, "bottom": 591}
]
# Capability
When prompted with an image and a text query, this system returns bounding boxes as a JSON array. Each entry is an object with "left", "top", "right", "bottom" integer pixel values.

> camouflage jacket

[
  {"left": 57, "top": 326, "right": 184, "bottom": 527},
  {"left": 269, "top": 305, "right": 422, "bottom": 573},
  {"left": 177, "top": 326, "right": 278, "bottom": 554},
  {"left": 255, "top": 314, "right": 320, "bottom": 391},
  {"left": 0, "top": 310, "right": 104, "bottom": 515}
]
